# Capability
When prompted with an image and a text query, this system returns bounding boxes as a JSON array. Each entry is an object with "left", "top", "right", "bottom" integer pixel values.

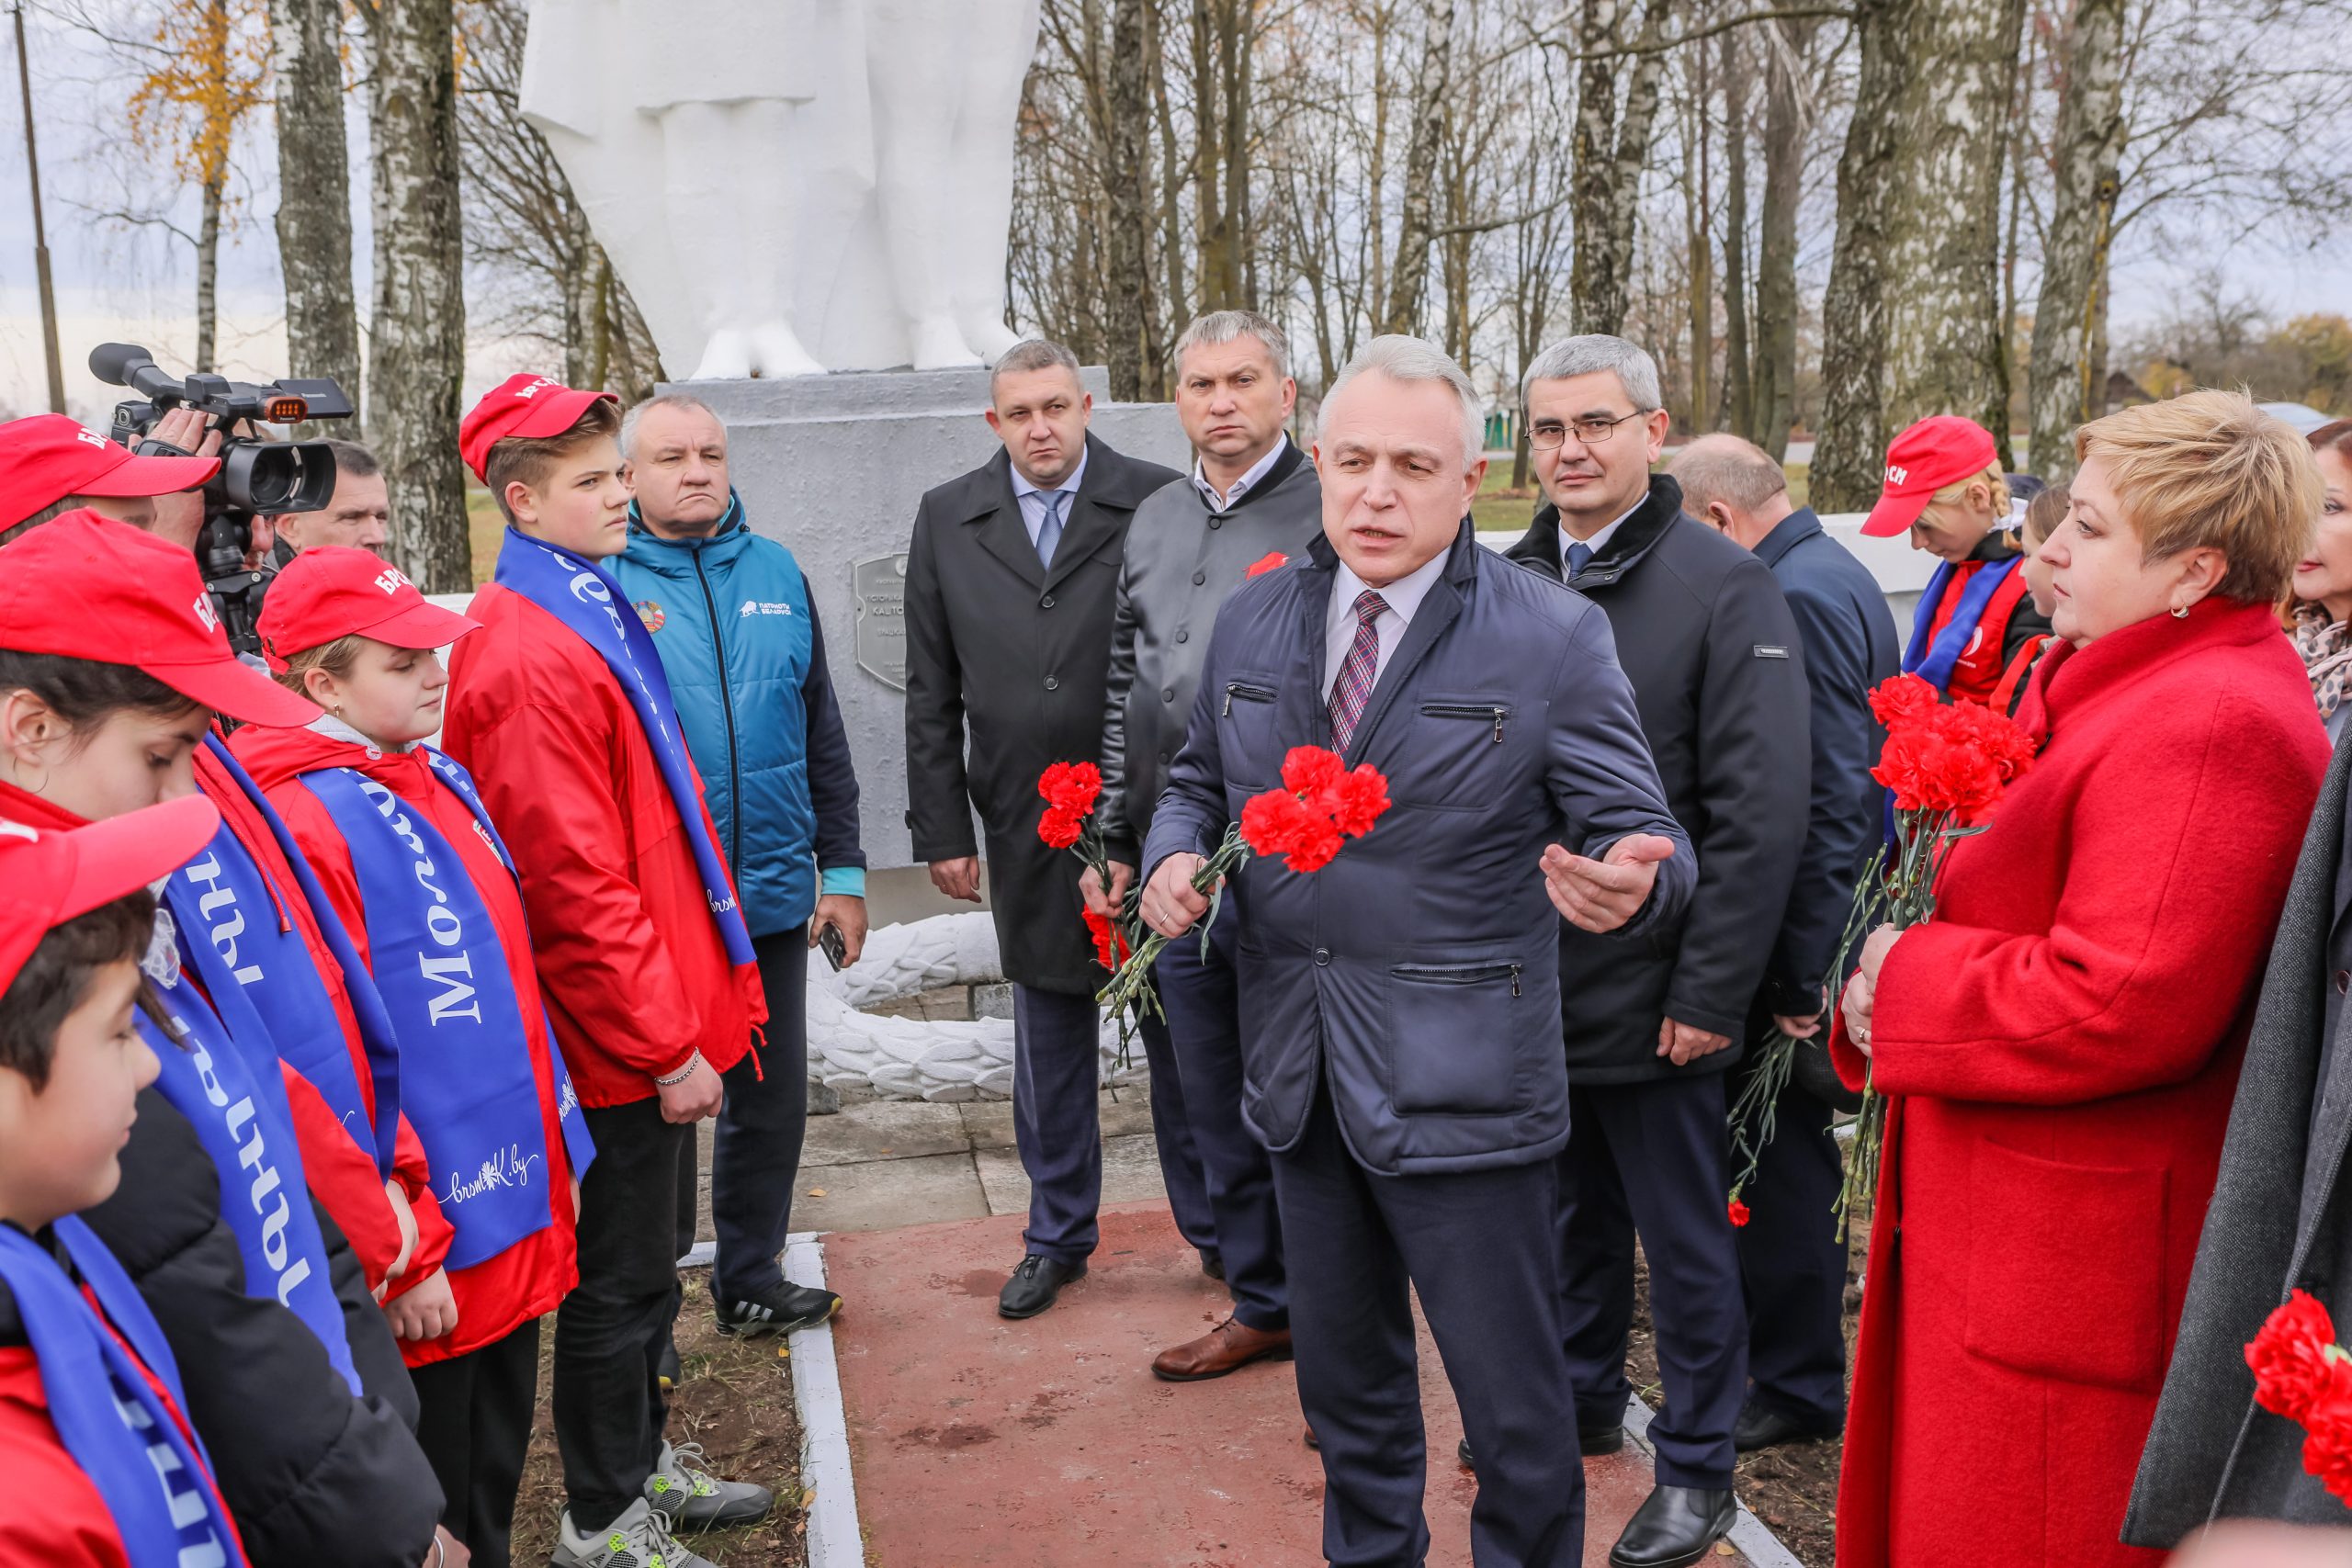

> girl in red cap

[
  {"left": 232, "top": 546, "right": 593, "bottom": 1568},
  {"left": 0, "top": 510, "right": 448, "bottom": 1566}
]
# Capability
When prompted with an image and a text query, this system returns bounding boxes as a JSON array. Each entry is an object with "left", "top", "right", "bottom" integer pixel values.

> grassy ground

[
  {"left": 467, "top": 487, "right": 501, "bottom": 586},
  {"left": 511, "top": 1269, "right": 810, "bottom": 1567}
]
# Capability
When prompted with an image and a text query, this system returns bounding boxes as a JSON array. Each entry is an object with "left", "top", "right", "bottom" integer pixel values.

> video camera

[{"left": 90, "top": 343, "right": 356, "bottom": 659}]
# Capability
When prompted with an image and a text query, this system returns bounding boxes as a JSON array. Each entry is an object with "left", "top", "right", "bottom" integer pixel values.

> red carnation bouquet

[
  {"left": 1035, "top": 761, "right": 1133, "bottom": 978},
  {"left": 1726, "top": 674, "right": 2037, "bottom": 1239},
  {"left": 1095, "top": 745, "right": 1391, "bottom": 1061},
  {"left": 2246, "top": 1289, "right": 2352, "bottom": 1506}
]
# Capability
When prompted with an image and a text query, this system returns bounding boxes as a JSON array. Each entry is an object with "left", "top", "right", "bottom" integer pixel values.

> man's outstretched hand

[{"left": 1542, "top": 833, "right": 1675, "bottom": 933}]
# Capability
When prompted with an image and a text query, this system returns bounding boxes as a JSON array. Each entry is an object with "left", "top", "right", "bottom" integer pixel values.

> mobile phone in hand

[{"left": 818, "top": 922, "right": 848, "bottom": 971}]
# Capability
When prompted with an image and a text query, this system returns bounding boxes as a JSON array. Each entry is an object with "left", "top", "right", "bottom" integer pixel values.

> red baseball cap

[
  {"left": 458, "top": 373, "right": 618, "bottom": 484},
  {"left": 258, "top": 547, "right": 479, "bottom": 672},
  {"left": 1860, "top": 416, "right": 2003, "bottom": 537},
  {"left": 0, "top": 413, "right": 220, "bottom": 528},
  {"left": 0, "top": 509, "right": 319, "bottom": 727},
  {"left": 0, "top": 794, "right": 220, "bottom": 998}
]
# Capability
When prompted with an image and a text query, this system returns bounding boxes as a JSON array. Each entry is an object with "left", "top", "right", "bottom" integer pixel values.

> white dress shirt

[
  {"left": 1193, "top": 439, "right": 1287, "bottom": 511},
  {"left": 1560, "top": 496, "right": 1645, "bottom": 575},
  {"left": 1322, "top": 547, "right": 1452, "bottom": 701},
  {"left": 1011, "top": 447, "right": 1091, "bottom": 550}
]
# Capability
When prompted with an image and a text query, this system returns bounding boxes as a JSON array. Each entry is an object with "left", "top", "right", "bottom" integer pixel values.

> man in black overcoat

[{"left": 902, "top": 339, "right": 1181, "bottom": 1319}]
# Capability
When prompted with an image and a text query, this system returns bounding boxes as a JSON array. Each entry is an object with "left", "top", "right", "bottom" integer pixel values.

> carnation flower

[
  {"left": 1869, "top": 673, "right": 1940, "bottom": 731},
  {"left": 1246, "top": 552, "right": 1288, "bottom": 580},
  {"left": 1082, "top": 907, "right": 1128, "bottom": 971},
  {"left": 1281, "top": 746, "right": 1346, "bottom": 798},
  {"left": 1727, "top": 1198, "right": 1750, "bottom": 1228},
  {"left": 1037, "top": 805, "right": 1083, "bottom": 851},
  {"left": 1327, "top": 766, "right": 1391, "bottom": 838},
  {"left": 1038, "top": 760, "right": 1102, "bottom": 816},
  {"left": 2249, "top": 1290, "right": 2347, "bottom": 1423}
]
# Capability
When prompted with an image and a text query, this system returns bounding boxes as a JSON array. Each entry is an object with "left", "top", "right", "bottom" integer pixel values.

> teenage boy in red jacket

[{"left": 442, "top": 376, "right": 771, "bottom": 1568}]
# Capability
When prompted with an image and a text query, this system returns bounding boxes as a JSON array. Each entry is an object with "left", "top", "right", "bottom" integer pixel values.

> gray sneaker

[
  {"left": 548, "top": 1497, "right": 717, "bottom": 1568},
  {"left": 645, "top": 1439, "right": 775, "bottom": 1531}
]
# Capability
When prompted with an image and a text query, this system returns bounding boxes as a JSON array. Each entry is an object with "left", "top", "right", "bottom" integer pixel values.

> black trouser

[
  {"left": 1733, "top": 1060, "right": 1849, "bottom": 1425},
  {"left": 706, "top": 931, "right": 811, "bottom": 1305},
  {"left": 553, "top": 1096, "right": 693, "bottom": 1532},
  {"left": 410, "top": 1317, "right": 542, "bottom": 1568}
]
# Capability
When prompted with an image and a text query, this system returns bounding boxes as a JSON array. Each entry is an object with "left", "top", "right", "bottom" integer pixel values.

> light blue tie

[
  {"left": 1035, "top": 491, "right": 1066, "bottom": 568},
  {"left": 1566, "top": 541, "right": 1594, "bottom": 579}
]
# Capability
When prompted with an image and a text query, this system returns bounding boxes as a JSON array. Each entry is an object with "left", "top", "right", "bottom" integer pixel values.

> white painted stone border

[
  {"left": 783, "top": 1232, "right": 865, "bottom": 1568},
  {"left": 1620, "top": 1393, "right": 1806, "bottom": 1568}
]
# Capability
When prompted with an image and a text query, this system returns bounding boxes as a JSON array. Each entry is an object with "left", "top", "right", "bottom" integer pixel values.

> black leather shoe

[
  {"left": 1608, "top": 1484, "right": 1735, "bottom": 1568},
  {"left": 1456, "top": 1424, "right": 1623, "bottom": 1471},
  {"left": 1733, "top": 1396, "right": 1842, "bottom": 1453},
  {"left": 998, "top": 1254, "right": 1086, "bottom": 1319}
]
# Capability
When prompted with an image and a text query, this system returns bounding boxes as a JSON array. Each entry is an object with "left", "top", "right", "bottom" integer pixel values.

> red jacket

[
  {"left": 443, "top": 583, "right": 763, "bottom": 1106},
  {"left": 229, "top": 722, "right": 582, "bottom": 1367},
  {"left": 0, "top": 773, "right": 451, "bottom": 1301},
  {"left": 1829, "top": 598, "right": 2329, "bottom": 1568},
  {"left": 1922, "top": 549, "right": 2040, "bottom": 707}
]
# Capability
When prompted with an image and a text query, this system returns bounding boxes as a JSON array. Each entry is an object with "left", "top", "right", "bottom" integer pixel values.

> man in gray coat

[
  {"left": 1090, "top": 309, "right": 1322, "bottom": 1382},
  {"left": 1140, "top": 335, "right": 1693, "bottom": 1568},
  {"left": 902, "top": 339, "right": 1181, "bottom": 1320}
]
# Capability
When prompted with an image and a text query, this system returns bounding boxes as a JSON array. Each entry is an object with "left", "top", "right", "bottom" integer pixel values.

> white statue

[{"left": 519, "top": 0, "right": 1043, "bottom": 378}]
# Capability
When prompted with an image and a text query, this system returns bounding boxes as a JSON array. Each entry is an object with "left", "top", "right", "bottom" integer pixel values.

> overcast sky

[{"left": 0, "top": 2, "right": 2343, "bottom": 423}]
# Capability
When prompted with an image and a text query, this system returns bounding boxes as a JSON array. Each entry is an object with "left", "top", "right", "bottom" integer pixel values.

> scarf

[
  {"left": 197, "top": 736, "right": 401, "bottom": 1176},
  {"left": 296, "top": 748, "right": 588, "bottom": 1269},
  {"left": 141, "top": 912, "right": 362, "bottom": 1393},
  {"left": 0, "top": 1219, "right": 246, "bottom": 1567},
  {"left": 2293, "top": 603, "right": 2352, "bottom": 721},
  {"left": 1902, "top": 555, "right": 2024, "bottom": 694},
  {"left": 492, "top": 527, "right": 755, "bottom": 964}
]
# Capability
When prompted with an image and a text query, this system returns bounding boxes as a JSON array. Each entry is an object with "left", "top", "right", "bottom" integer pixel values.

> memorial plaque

[{"left": 853, "top": 552, "right": 910, "bottom": 690}]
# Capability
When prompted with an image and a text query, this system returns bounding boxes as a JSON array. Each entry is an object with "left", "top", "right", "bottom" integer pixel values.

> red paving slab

[{"left": 823, "top": 1200, "right": 1750, "bottom": 1568}]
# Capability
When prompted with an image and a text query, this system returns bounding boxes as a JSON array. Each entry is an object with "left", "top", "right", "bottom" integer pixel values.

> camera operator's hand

[{"left": 142, "top": 409, "right": 221, "bottom": 553}]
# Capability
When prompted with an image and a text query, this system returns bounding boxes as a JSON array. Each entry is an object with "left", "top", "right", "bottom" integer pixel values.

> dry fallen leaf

[{"left": 808, "top": 1187, "right": 828, "bottom": 1197}]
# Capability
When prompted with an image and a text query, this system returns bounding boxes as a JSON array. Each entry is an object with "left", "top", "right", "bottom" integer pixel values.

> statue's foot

[
  {"left": 691, "top": 328, "right": 754, "bottom": 381},
  {"left": 751, "top": 321, "right": 826, "bottom": 378},
  {"left": 959, "top": 311, "right": 1023, "bottom": 365},
  {"left": 910, "top": 315, "right": 983, "bottom": 371}
]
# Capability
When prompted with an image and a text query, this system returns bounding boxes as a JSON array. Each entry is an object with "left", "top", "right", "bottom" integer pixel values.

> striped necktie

[{"left": 1328, "top": 590, "right": 1389, "bottom": 752}]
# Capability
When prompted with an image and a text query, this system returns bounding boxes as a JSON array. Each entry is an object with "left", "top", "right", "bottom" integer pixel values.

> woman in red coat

[{"left": 1833, "top": 390, "right": 2334, "bottom": 1568}]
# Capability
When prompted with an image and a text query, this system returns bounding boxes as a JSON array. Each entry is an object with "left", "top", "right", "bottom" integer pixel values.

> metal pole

[{"left": 14, "top": 3, "right": 64, "bottom": 413}]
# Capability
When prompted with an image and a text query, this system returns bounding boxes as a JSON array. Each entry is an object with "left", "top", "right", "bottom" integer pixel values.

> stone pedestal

[{"left": 673, "top": 367, "right": 1189, "bottom": 873}]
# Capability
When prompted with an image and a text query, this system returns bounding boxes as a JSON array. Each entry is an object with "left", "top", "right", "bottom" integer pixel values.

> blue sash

[
  {"left": 493, "top": 527, "right": 756, "bottom": 965},
  {"left": 142, "top": 924, "right": 361, "bottom": 1393},
  {"left": 296, "top": 753, "right": 573, "bottom": 1269},
  {"left": 1902, "top": 556, "right": 2023, "bottom": 694},
  {"left": 192, "top": 740, "right": 401, "bottom": 1177},
  {"left": 0, "top": 1219, "right": 246, "bottom": 1567}
]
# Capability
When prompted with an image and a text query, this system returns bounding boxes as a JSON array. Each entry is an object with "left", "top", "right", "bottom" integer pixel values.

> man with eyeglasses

[{"left": 1502, "top": 335, "right": 1811, "bottom": 1568}]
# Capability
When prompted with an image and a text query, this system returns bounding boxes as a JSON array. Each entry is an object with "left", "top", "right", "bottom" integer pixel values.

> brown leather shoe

[{"left": 1150, "top": 1317, "right": 1294, "bottom": 1382}]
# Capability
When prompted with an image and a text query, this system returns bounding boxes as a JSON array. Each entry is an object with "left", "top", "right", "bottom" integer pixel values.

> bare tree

[
  {"left": 2024, "top": 0, "right": 2123, "bottom": 477},
  {"left": 269, "top": 0, "right": 363, "bottom": 402},
  {"left": 1565, "top": 0, "right": 1675, "bottom": 333},
  {"left": 362, "top": 0, "right": 469, "bottom": 591},
  {"left": 1382, "top": 0, "right": 1459, "bottom": 333},
  {"left": 1811, "top": 0, "right": 1902, "bottom": 508},
  {"left": 1106, "top": 0, "right": 1161, "bottom": 397},
  {"left": 1749, "top": 17, "right": 1816, "bottom": 457}
]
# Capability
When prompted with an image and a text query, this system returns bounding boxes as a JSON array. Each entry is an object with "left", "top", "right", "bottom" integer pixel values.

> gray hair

[
  {"left": 1173, "top": 310, "right": 1291, "bottom": 381},
  {"left": 989, "top": 338, "right": 1084, "bottom": 400},
  {"left": 1318, "top": 334, "right": 1483, "bottom": 469},
  {"left": 322, "top": 437, "right": 379, "bottom": 479},
  {"left": 1668, "top": 434, "right": 1789, "bottom": 515},
  {"left": 620, "top": 392, "right": 722, "bottom": 460},
  {"left": 1520, "top": 334, "right": 1664, "bottom": 414}
]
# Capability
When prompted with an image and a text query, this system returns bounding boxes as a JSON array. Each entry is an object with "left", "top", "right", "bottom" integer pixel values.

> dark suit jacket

[
  {"left": 1142, "top": 522, "right": 1692, "bottom": 1174},
  {"left": 2127, "top": 735, "right": 2352, "bottom": 1541},
  {"left": 902, "top": 434, "right": 1180, "bottom": 992}
]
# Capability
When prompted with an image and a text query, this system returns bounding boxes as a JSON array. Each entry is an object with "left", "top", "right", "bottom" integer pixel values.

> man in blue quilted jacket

[{"left": 613, "top": 393, "right": 868, "bottom": 1340}]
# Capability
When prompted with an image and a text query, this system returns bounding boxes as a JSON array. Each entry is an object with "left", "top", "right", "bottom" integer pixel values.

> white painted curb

[
  {"left": 1620, "top": 1393, "right": 1806, "bottom": 1568},
  {"left": 783, "top": 1232, "right": 865, "bottom": 1568}
]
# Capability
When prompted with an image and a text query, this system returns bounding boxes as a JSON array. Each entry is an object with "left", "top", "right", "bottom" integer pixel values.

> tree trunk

[
  {"left": 2027, "top": 0, "right": 2127, "bottom": 479},
  {"left": 196, "top": 168, "right": 222, "bottom": 370},
  {"left": 1811, "top": 0, "right": 1905, "bottom": 510},
  {"left": 1106, "top": 0, "right": 1156, "bottom": 399},
  {"left": 1381, "top": 0, "right": 1457, "bottom": 335},
  {"left": 1222, "top": 0, "right": 1253, "bottom": 310},
  {"left": 365, "top": 0, "right": 469, "bottom": 592},
  {"left": 269, "top": 0, "right": 363, "bottom": 409},
  {"left": 1682, "top": 43, "right": 1713, "bottom": 432},
  {"left": 1569, "top": 0, "right": 1671, "bottom": 335},
  {"left": 1750, "top": 18, "right": 1811, "bottom": 459},
  {"left": 1880, "top": 0, "right": 2028, "bottom": 446},
  {"left": 1150, "top": 0, "right": 1187, "bottom": 347},
  {"left": 1720, "top": 29, "right": 1753, "bottom": 439}
]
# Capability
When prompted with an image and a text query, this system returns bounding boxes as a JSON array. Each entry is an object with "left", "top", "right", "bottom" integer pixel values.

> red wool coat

[
  {"left": 442, "top": 583, "right": 763, "bottom": 1106},
  {"left": 1829, "top": 598, "right": 2330, "bottom": 1568},
  {"left": 230, "top": 722, "right": 583, "bottom": 1368}
]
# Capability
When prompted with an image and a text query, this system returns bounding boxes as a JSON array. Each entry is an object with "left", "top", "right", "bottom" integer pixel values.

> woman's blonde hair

[
  {"left": 1929, "top": 459, "right": 2007, "bottom": 507},
  {"left": 2075, "top": 389, "right": 2321, "bottom": 605},
  {"left": 2021, "top": 483, "right": 2070, "bottom": 548},
  {"left": 273, "top": 633, "right": 368, "bottom": 701}
]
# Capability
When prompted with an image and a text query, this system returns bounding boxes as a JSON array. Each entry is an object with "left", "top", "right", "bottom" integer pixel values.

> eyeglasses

[{"left": 1528, "top": 412, "right": 1647, "bottom": 450}]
